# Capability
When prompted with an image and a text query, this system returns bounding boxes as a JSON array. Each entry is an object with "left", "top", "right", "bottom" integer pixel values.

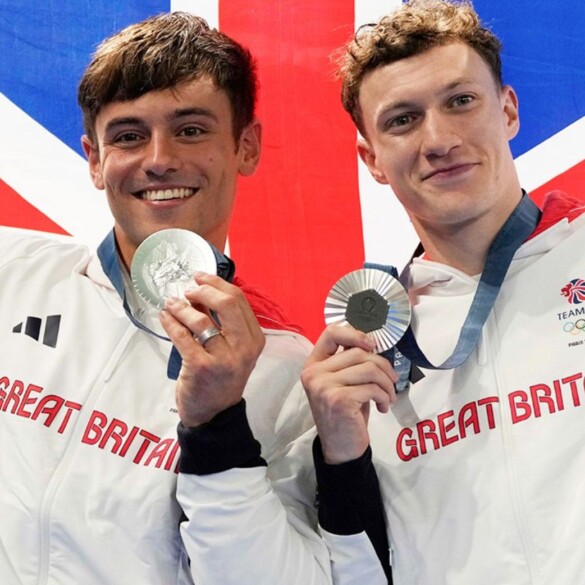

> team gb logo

[{"left": 561, "top": 279, "right": 585, "bottom": 304}]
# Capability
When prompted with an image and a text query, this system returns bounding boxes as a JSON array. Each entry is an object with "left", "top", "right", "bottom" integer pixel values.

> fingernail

[
  {"left": 365, "top": 336, "right": 376, "bottom": 350},
  {"left": 164, "top": 297, "right": 181, "bottom": 309}
]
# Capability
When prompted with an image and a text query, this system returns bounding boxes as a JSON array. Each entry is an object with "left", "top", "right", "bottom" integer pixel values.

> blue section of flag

[
  {"left": 473, "top": 0, "right": 585, "bottom": 158},
  {"left": 0, "top": 1, "right": 170, "bottom": 157}
]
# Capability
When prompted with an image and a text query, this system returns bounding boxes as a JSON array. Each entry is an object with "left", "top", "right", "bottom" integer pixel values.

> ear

[
  {"left": 81, "top": 135, "right": 105, "bottom": 190},
  {"left": 357, "top": 137, "right": 388, "bottom": 185},
  {"left": 501, "top": 85, "right": 520, "bottom": 141},
  {"left": 237, "top": 119, "right": 262, "bottom": 177}
]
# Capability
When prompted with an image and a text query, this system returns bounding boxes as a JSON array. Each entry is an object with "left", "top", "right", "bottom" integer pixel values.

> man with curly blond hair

[{"left": 303, "top": 1, "right": 585, "bottom": 583}]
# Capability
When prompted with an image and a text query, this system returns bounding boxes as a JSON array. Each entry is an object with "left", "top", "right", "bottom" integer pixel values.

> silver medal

[
  {"left": 324, "top": 268, "right": 411, "bottom": 353},
  {"left": 131, "top": 229, "right": 217, "bottom": 309}
]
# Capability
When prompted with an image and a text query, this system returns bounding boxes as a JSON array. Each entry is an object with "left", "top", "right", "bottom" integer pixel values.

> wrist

[
  {"left": 320, "top": 434, "right": 370, "bottom": 465},
  {"left": 178, "top": 399, "right": 266, "bottom": 475},
  {"left": 177, "top": 398, "right": 240, "bottom": 428}
]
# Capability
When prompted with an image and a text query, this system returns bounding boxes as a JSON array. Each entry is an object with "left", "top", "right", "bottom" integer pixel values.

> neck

[{"left": 417, "top": 225, "right": 490, "bottom": 275}]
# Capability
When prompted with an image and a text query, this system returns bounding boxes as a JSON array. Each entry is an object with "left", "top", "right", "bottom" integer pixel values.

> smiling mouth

[
  {"left": 137, "top": 187, "right": 197, "bottom": 201},
  {"left": 424, "top": 164, "right": 476, "bottom": 181}
]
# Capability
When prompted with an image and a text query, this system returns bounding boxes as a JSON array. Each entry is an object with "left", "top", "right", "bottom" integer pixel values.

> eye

[
  {"left": 389, "top": 114, "right": 414, "bottom": 128},
  {"left": 383, "top": 113, "right": 416, "bottom": 133},
  {"left": 113, "top": 132, "right": 142, "bottom": 144},
  {"left": 452, "top": 94, "right": 474, "bottom": 107},
  {"left": 179, "top": 126, "right": 205, "bottom": 138}
]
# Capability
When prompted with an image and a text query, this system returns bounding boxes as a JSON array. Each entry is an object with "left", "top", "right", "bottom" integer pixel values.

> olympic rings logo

[{"left": 563, "top": 319, "right": 585, "bottom": 334}]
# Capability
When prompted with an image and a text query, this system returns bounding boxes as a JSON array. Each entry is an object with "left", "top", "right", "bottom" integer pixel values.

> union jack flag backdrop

[{"left": 1, "top": 0, "right": 584, "bottom": 340}]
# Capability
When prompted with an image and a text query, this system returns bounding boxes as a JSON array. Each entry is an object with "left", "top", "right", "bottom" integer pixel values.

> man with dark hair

[
  {"left": 78, "top": 12, "right": 257, "bottom": 144},
  {"left": 0, "top": 12, "right": 330, "bottom": 585},
  {"left": 303, "top": 0, "right": 585, "bottom": 583}
]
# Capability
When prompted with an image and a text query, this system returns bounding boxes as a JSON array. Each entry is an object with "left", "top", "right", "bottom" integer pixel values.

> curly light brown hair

[
  {"left": 78, "top": 12, "right": 257, "bottom": 142},
  {"left": 339, "top": 0, "right": 502, "bottom": 136}
]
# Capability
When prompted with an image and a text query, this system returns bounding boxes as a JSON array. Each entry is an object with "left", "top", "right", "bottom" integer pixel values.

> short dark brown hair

[
  {"left": 78, "top": 12, "right": 257, "bottom": 141},
  {"left": 338, "top": 0, "right": 502, "bottom": 136}
]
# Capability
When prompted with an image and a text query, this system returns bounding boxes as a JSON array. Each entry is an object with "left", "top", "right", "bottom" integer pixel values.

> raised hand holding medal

[
  {"left": 300, "top": 270, "right": 404, "bottom": 464},
  {"left": 144, "top": 229, "right": 265, "bottom": 427}
]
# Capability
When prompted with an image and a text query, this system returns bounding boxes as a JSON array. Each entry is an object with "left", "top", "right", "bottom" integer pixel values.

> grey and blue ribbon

[{"left": 366, "top": 192, "right": 541, "bottom": 391}]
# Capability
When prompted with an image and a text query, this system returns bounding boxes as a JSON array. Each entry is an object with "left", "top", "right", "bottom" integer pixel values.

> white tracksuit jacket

[
  {"left": 0, "top": 228, "right": 334, "bottom": 585},
  {"left": 366, "top": 192, "right": 585, "bottom": 584}
]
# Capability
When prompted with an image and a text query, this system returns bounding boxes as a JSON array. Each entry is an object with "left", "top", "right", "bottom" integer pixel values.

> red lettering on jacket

[
  {"left": 119, "top": 426, "right": 141, "bottom": 457},
  {"left": 133, "top": 430, "right": 160, "bottom": 464},
  {"left": 437, "top": 410, "right": 459, "bottom": 447},
  {"left": 510, "top": 372, "right": 584, "bottom": 424},
  {"left": 562, "top": 373, "right": 583, "bottom": 407},
  {"left": 530, "top": 384, "right": 556, "bottom": 417},
  {"left": 0, "top": 376, "right": 8, "bottom": 404},
  {"left": 16, "top": 384, "right": 43, "bottom": 418},
  {"left": 396, "top": 428, "right": 418, "bottom": 462},
  {"left": 144, "top": 438, "right": 175, "bottom": 469},
  {"left": 31, "top": 394, "right": 82, "bottom": 433},
  {"left": 98, "top": 417, "right": 129, "bottom": 453},
  {"left": 478, "top": 397, "right": 498, "bottom": 429},
  {"left": 58, "top": 401, "right": 82, "bottom": 433},
  {"left": 417, "top": 420, "right": 439, "bottom": 456},
  {"left": 82, "top": 410, "right": 108, "bottom": 444},
  {"left": 396, "top": 396, "right": 502, "bottom": 461},
  {"left": 458, "top": 401, "right": 480, "bottom": 438},
  {"left": 509, "top": 391, "right": 531, "bottom": 423},
  {"left": 1, "top": 374, "right": 180, "bottom": 474},
  {"left": 0, "top": 375, "right": 82, "bottom": 433},
  {"left": 1, "top": 378, "right": 25, "bottom": 414}
]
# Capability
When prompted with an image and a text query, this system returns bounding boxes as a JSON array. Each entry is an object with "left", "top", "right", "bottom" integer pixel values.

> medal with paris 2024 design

[{"left": 324, "top": 268, "right": 411, "bottom": 353}]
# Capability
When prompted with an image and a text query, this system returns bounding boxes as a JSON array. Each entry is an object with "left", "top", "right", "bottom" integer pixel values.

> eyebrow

[
  {"left": 103, "top": 107, "right": 220, "bottom": 135},
  {"left": 103, "top": 117, "right": 143, "bottom": 135},
  {"left": 172, "top": 107, "right": 219, "bottom": 123},
  {"left": 376, "top": 78, "right": 475, "bottom": 121}
]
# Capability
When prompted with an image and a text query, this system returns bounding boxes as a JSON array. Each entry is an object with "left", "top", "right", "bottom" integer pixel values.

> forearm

[
  {"left": 177, "top": 400, "right": 266, "bottom": 474},
  {"left": 313, "top": 437, "right": 392, "bottom": 584},
  {"left": 177, "top": 400, "right": 332, "bottom": 585}
]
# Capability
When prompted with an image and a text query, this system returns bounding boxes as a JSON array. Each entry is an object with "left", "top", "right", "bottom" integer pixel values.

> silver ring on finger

[{"left": 195, "top": 327, "right": 222, "bottom": 347}]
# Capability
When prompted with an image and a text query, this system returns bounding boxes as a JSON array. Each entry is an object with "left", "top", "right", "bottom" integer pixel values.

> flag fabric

[{"left": 1, "top": 0, "right": 584, "bottom": 341}]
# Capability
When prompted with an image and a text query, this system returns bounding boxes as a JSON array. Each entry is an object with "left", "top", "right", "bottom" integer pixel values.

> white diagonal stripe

[
  {"left": 0, "top": 93, "right": 111, "bottom": 248},
  {"left": 354, "top": 0, "right": 403, "bottom": 30},
  {"left": 170, "top": 0, "right": 219, "bottom": 28},
  {"left": 515, "top": 116, "right": 585, "bottom": 192}
]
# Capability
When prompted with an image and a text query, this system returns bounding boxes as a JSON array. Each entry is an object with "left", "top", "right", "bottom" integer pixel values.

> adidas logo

[{"left": 13, "top": 315, "right": 61, "bottom": 348}]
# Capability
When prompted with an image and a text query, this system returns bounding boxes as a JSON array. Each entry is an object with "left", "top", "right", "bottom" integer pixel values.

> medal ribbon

[
  {"left": 366, "top": 193, "right": 542, "bottom": 391},
  {"left": 97, "top": 230, "right": 234, "bottom": 380}
]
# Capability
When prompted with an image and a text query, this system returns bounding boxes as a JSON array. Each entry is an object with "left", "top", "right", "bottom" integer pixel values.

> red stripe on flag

[
  {"left": 220, "top": 2, "right": 363, "bottom": 341},
  {"left": 0, "top": 179, "right": 69, "bottom": 235},
  {"left": 531, "top": 160, "right": 585, "bottom": 207}
]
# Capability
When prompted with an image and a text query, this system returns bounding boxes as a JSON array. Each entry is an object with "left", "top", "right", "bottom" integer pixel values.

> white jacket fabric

[
  {"left": 0, "top": 228, "right": 328, "bottom": 585},
  {"left": 367, "top": 192, "right": 585, "bottom": 584}
]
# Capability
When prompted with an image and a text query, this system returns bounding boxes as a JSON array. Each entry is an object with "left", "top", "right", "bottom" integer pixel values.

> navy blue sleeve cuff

[
  {"left": 178, "top": 399, "right": 266, "bottom": 475},
  {"left": 313, "top": 436, "right": 392, "bottom": 583}
]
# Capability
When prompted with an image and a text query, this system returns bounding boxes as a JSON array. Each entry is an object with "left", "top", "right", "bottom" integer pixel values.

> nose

[
  {"left": 420, "top": 111, "right": 462, "bottom": 158},
  {"left": 142, "top": 132, "right": 181, "bottom": 177}
]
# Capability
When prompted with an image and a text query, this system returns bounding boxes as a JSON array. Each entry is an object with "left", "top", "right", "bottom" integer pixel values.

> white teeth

[{"left": 141, "top": 188, "right": 195, "bottom": 201}]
